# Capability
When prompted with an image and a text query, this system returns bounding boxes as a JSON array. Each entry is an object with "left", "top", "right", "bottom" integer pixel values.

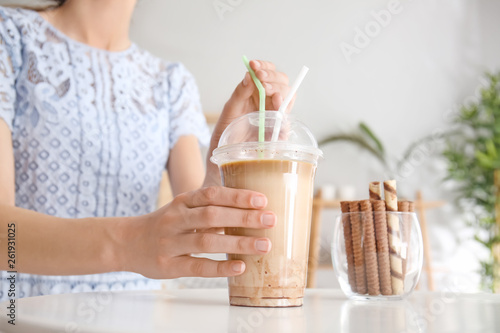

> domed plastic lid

[{"left": 211, "top": 111, "right": 323, "bottom": 166}]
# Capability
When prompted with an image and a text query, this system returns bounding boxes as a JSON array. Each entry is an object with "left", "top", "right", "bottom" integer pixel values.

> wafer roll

[
  {"left": 360, "top": 200, "right": 380, "bottom": 295},
  {"left": 384, "top": 180, "right": 404, "bottom": 295},
  {"left": 372, "top": 200, "right": 392, "bottom": 295},
  {"left": 398, "top": 201, "right": 410, "bottom": 279},
  {"left": 341, "top": 201, "right": 357, "bottom": 293},
  {"left": 397, "top": 201, "right": 409, "bottom": 212},
  {"left": 349, "top": 201, "right": 367, "bottom": 294},
  {"left": 369, "top": 181, "right": 382, "bottom": 200}
]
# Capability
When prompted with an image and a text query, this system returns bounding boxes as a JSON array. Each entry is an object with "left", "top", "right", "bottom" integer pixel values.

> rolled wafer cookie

[
  {"left": 360, "top": 200, "right": 380, "bottom": 295},
  {"left": 397, "top": 202, "right": 409, "bottom": 212},
  {"left": 384, "top": 180, "right": 404, "bottom": 295},
  {"left": 349, "top": 201, "right": 367, "bottom": 294},
  {"left": 369, "top": 181, "right": 382, "bottom": 200},
  {"left": 372, "top": 200, "right": 392, "bottom": 295},
  {"left": 398, "top": 201, "right": 410, "bottom": 279},
  {"left": 341, "top": 201, "right": 357, "bottom": 293}
]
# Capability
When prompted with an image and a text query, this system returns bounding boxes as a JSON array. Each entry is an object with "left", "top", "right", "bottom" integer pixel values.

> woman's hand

[
  {"left": 235, "top": 60, "right": 291, "bottom": 116},
  {"left": 120, "top": 186, "right": 276, "bottom": 279},
  {"left": 204, "top": 60, "right": 292, "bottom": 186}
]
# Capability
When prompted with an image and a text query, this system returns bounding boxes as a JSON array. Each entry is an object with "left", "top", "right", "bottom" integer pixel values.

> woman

[{"left": 0, "top": 0, "right": 291, "bottom": 299}]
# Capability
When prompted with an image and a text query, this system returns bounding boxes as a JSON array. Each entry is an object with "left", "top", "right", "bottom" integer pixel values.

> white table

[{"left": 1, "top": 289, "right": 499, "bottom": 332}]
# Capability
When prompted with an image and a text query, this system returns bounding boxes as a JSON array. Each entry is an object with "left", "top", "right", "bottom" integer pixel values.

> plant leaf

[
  {"left": 318, "top": 134, "right": 387, "bottom": 166},
  {"left": 359, "top": 122, "right": 385, "bottom": 155}
]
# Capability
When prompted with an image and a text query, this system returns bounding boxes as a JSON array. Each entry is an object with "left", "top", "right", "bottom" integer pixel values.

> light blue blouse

[{"left": 0, "top": 7, "right": 210, "bottom": 300}]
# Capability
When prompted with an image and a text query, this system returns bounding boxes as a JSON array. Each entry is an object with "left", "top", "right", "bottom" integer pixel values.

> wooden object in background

[
  {"left": 204, "top": 112, "right": 220, "bottom": 124},
  {"left": 415, "top": 190, "right": 436, "bottom": 291},
  {"left": 307, "top": 190, "right": 328, "bottom": 288},
  {"left": 306, "top": 194, "right": 341, "bottom": 288}
]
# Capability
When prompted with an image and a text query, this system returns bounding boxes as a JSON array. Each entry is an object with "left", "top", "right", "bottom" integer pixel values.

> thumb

[{"left": 231, "top": 72, "right": 254, "bottom": 101}]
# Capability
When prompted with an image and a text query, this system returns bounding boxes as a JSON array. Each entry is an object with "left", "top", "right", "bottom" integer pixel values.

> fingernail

[
  {"left": 264, "top": 83, "right": 272, "bottom": 90},
  {"left": 242, "top": 73, "right": 248, "bottom": 86},
  {"left": 253, "top": 60, "right": 260, "bottom": 68},
  {"left": 261, "top": 213, "right": 275, "bottom": 227},
  {"left": 251, "top": 196, "right": 267, "bottom": 208},
  {"left": 256, "top": 239, "right": 271, "bottom": 252},
  {"left": 258, "top": 70, "right": 268, "bottom": 78},
  {"left": 232, "top": 262, "right": 244, "bottom": 273}
]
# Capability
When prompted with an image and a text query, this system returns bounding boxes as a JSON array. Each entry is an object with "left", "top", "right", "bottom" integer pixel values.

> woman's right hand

[
  {"left": 203, "top": 60, "right": 291, "bottom": 187},
  {"left": 119, "top": 186, "right": 276, "bottom": 279}
]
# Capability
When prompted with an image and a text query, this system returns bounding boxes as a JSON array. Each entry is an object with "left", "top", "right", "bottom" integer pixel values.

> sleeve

[
  {"left": 0, "top": 8, "right": 22, "bottom": 132},
  {"left": 166, "top": 62, "right": 211, "bottom": 150}
]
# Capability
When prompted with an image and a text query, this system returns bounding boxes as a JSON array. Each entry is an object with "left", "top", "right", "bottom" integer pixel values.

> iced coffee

[
  {"left": 211, "top": 111, "right": 322, "bottom": 307},
  {"left": 222, "top": 159, "right": 315, "bottom": 306}
]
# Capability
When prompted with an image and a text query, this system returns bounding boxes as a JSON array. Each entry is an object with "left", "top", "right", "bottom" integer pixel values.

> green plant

[
  {"left": 443, "top": 72, "right": 500, "bottom": 292},
  {"left": 318, "top": 122, "right": 387, "bottom": 167}
]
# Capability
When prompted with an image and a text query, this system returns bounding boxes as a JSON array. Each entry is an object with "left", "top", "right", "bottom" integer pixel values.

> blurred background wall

[
  {"left": 2, "top": 0, "right": 500, "bottom": 290},
  {"left": 129, "top": 0, "right": 500, "bottom": 196}
]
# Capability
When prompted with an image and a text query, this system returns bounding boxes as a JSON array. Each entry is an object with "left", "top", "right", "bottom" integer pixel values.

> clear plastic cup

[
  {"left": 211, "top": 111, "right": 323, "bottom": 307},
  {"left": 331, "top": 211, "right": 423, "bottom": 300}
]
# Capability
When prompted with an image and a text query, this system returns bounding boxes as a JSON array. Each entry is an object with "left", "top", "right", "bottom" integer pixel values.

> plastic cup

[{"left": 211, "top": 111, "right": 323, "bottom": 307}]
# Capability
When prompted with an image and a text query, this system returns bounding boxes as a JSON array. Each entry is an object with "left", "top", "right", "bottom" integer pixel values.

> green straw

[{"left": 242, "top": 55, "right": 265, "bottom": 142}]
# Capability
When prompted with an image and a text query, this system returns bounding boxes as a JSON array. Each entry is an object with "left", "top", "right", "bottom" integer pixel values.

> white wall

[{"left": 130, "top": 0, "right": 500, "bottom": 290}]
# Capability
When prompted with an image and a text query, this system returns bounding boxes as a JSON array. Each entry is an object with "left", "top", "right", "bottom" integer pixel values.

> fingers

[
  {"left": 187, "top": 206, "right": 276, "bottom": 230},
  {"left": 242, "top": 71, "right": 250, "bottom": 86},
  {"left": 228, "top": 59, "right": 292, "bottom": 112},
  {"left": 255, "top": 69, "right": 289, "bottom": 86},
  {"left": 285, "top": 94, "right": 297, "bottom": 113},
  {"left": 231, "top": 72, "right": 254, "bottom": 101},
  {"left": 253, "top": 63, "right": 289, "bottom": 101},
  {"left": 273, "top": 93, "right": 296, "bottom": 113},
  {"left": 262, "top": 82, "right": 290, "bottom": 98},
  {"left": 173, "top": 256, "right": 246, "bottom": 277},
  {"left": 272, "top": 93, "right": 284, "bottom": 110},
  {"left": 185, "top": 186, "right": 267, "bottom": 209},
  {"left": 195, "top": 227, "right": 225, "bottom": 234},
  {"left": 250, "top": 60, "right": 275, "bottom": 71},
  {"left": 175, "top": 233, "right": 272, "bottom": 255},
  {"left": 234, "top": 60, "right": 289, "bottom": 108}
]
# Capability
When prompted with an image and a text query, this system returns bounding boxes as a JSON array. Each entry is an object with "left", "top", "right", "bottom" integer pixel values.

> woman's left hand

[{"left": 204, "top": 60, "right": 292, "bottom": 186}]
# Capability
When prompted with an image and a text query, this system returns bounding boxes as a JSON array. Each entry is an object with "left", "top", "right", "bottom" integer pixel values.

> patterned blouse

[{"left": 0, "top": 7, "right": 210, "bottom": 300}]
